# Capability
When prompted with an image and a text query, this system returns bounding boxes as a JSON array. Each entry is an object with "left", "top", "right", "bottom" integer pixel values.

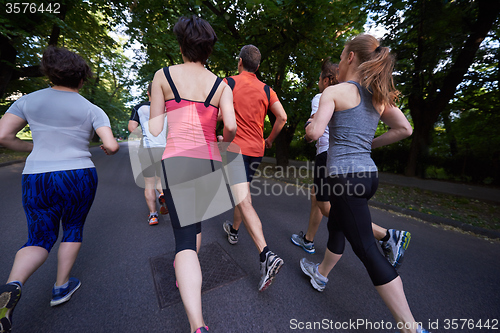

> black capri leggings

[
  {"left": 326, "top": 172, "right": 398, "bottom": 286},
  {"left": 161, "top": 157, "right": 223, "bottom": 254}
]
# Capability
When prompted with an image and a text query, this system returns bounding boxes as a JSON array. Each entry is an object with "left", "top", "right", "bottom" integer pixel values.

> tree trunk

[
  {"left": 405, "top": 121, "right": 433, "bottom": 177},
  {"left": 274, "top": 130, "right": 289, "bottom": 167},
  {"left": 405, "top": 0, "right": 500, "bottom": 177},
  {"left": 0, "top": 36, "right": 17, "bottom": 99},
  {"left": 442, "top": 109, "right": 458, "bottom": 157},
  {"left": 274, "top": 125, "right": 296, "bottom": 167},
  {"left": 267, "top": 104, "right": 297, "bottom": 166},
  {"left": 406, "top": 90, "right": 440, "bottom": 177}
]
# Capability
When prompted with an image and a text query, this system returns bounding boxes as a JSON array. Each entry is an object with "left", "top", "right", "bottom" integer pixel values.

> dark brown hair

[
  {"left": 40, "top": 46, "right": 92, "bottom": 89},
  {"left": 345, "top": 34, "right": 399, "bottom": 106},
  {"left": 239, "top": 45, "right": 261, "bottom": 73},
  {"left": 320, "top": 57, "right": 339, "bottom": 87},
  {"left": 147, "top": 82, "right": 152, "bottom": 95},
  {"left": 174, "top": 16, "right": 217, "bottom": 64}
]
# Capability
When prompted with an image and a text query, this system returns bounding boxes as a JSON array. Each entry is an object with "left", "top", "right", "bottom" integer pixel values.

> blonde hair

[{"left": 345, "top": 34, "right": 399, "bottom": 106}]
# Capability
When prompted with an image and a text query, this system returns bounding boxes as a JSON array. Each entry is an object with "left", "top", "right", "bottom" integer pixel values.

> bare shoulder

[
  {"left": 153, "top": 68, "right": 166, "bottom": 80},
  {"left": 326, "top": 82, "right": 360, "bottom": 111},
  {"left": 336, "top": 82, "right": 358, "bottom": 94},
  {"left": 219, "top": 79, "right": 228, "bottom": 89},
  {"left": 322, "top": 82, "right": 356, "bottom": 96}
]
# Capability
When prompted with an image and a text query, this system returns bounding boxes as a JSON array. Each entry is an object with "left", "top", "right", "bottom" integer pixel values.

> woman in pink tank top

[{"left": 149, "top": 16, "right": 236, "bottom": 333}]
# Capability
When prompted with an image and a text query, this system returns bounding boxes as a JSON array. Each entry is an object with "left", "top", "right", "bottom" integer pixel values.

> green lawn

[
  {"left": 0, "top": 147, "right": 29, "bottom": 163},
  {"left": 256, "top": 162, "right": 500, "bottom": 231}
]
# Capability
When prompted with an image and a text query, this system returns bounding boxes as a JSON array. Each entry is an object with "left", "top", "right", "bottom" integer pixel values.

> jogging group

[{"left": 0, "top": 15, "right": 429, "bottom": 333}]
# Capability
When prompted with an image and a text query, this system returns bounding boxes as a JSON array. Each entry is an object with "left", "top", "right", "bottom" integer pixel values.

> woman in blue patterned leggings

[{"left": 0, "top": 46, "right": 119, "bottom": 333}]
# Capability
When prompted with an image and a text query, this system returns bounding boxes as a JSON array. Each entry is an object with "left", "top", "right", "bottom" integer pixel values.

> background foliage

[{"left": 0, "top": 0, "right": 498, "bottom": 184}]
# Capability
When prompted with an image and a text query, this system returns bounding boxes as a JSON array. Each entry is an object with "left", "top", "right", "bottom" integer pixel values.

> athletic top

[
  {"left": 129, "top": 101, "right": 167, "bottom": 148},
  {"left": 224, "top": 71, "right": 279, "bottom": 157},
  {"left": 6, "top": 88, "right": 111, "bottom": 174},
  {"left": 327, "top": 81, "right": 380, "bottom": 176},
  {"left": 162, "top": 67, "right": 222, "bottom": 161},
  {"left": 310, "top": 93, "right": 329, "bottom": 155}
]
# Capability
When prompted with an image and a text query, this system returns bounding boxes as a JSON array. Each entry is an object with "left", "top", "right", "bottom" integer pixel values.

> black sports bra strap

[
  {"left": 163, "top": 67, "right": 181, "bottom": 103},
  {"left": 204, "top": 77, "right": 223, "bottom": 108}
]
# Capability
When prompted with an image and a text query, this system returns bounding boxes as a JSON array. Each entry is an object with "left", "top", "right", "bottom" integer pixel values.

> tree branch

[
  {"left": 11, "top": 65, "right": 43, "bottom": 81},
  {"left": 48, "top": 3, "right": 68, "bottom": 46},
  {"left": 433, "top": 0, "right": 500, "bottom": 118},
  {"left": 202, "top": 0, "right": 241, "bottom": 40}
]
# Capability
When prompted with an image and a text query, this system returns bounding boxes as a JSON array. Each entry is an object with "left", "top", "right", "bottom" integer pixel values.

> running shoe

[
  {"left": 148, "top": 214, "right": 159, "bottom": 226},
  {"left": 50, "top": 277, "right": 81, "bottom": 307},
  {"left": 300, "top": 258, "right": 328, "bottom": 292},
  {"left": 380, "top": 229, "right": 411, "bottom": 269},
  {"left": 193, "top": 326, "right": 209, "bottom": 333},
  {"left": 223, "top": 221, "right": 238, "bottom": 244},
  {"left": 0, "top": 282, "right": 22, "bottom": 333},
  {"left": 291, "top": 231, "right": 315, "bottom": 254},
  {"left": 258, "top": 251, "right": 284, "bottom": 292},
  {"left": 158, "top": 194, "right": 169, "bottom": 215}
]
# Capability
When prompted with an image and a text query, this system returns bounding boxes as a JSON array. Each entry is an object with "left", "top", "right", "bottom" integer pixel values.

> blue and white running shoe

[
  {"left": 381, "top": 229, "right": 411, "bottom": 269},
  {"left": 50, "top": 277, "right": 81, "bottom": 307}
]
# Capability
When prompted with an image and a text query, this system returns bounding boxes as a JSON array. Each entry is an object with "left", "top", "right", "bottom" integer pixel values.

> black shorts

[
  {"left": 313, "top": 151, "right": 329, "bottom": 202},
  {"left": 138, "top": 147, "right": 164, "bottom": 178},
  {"left": 225, "top": 152, "right": 262, "bottom": 185}
]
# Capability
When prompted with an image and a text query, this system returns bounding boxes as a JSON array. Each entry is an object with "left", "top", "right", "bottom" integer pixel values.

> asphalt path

[{"left": 1, "top": 142, "right": 499, "bottom": 333}]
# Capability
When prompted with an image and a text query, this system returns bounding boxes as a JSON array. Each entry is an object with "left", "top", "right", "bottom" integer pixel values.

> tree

[
  {"left": 0, "top": 0, "right": 133, "bottom": 136},
  {"left": 127, "top": 0, "right": 368, "bottom": 165},
  {"left": 439, "top": 25, "right": 500, "bottom": 183},
  {"left": 369, "top": 0, "right": 500, "bottom": 177}
]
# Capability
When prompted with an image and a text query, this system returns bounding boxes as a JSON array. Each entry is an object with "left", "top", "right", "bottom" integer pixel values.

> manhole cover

[{"left": 150, "top": 241, "right": 247, "bottom": 308}]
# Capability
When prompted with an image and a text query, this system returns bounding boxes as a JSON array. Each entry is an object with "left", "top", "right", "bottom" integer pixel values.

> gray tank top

[{"left": 327, "top": 81, "right": 380, "bottom": 176}]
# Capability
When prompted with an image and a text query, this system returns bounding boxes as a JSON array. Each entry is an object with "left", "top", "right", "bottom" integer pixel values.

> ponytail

[{"left": 346, "top": 34, "right": 399, "bottom": 106}]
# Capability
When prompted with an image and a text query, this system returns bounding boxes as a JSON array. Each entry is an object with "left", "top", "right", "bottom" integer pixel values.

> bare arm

[
  {"left": 265, "top": 101, "right": 287, "bottom": 148},
  {"left": 128, "top": 120, "right": 139, "bottom": 133},
  {"left": 219, "top": 85, "right": 237, "bottom": 142},
  {"left": 372, "top": 105, "right": 413, "bottom": 149},
  {"left": 149, "top": 70, "right": 167, "bottom": 137},
  {"left": 0, "top": 113, "right": 33, "bottom": 152},
  {"left": 96, "top": 126, "right": 119, "bottom": 155},
  {"left": 305, "top": 86, "right": 335, "bottom": 142}
]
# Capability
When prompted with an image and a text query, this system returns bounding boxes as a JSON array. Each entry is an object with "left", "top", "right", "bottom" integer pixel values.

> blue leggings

[
  {"left": 21, "top": 168, "right": 98, "bottom": 252},
  {"left": 326, "top": 172, "right": 398, "bottom": 286}
]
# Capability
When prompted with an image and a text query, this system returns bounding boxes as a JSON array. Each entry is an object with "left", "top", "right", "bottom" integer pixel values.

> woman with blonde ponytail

[{"left": 302, "top": 34, "right": 429, "bottom": 333}]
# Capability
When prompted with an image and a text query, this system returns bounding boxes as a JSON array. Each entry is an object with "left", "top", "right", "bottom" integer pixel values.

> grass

[
  {"left": 372, "top": 184, "right": 499, "bottom": 230},
  {"left": 0, "top": 147, "right": 29, "bottom": 164},
  {"left": 256, "top": 162, "right": 500, "bottom": 231}
]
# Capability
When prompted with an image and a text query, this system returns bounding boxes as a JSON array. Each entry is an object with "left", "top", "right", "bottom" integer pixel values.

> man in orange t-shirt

[{"left": 222, "top": 45, "right": 287, "bottom": 292}]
